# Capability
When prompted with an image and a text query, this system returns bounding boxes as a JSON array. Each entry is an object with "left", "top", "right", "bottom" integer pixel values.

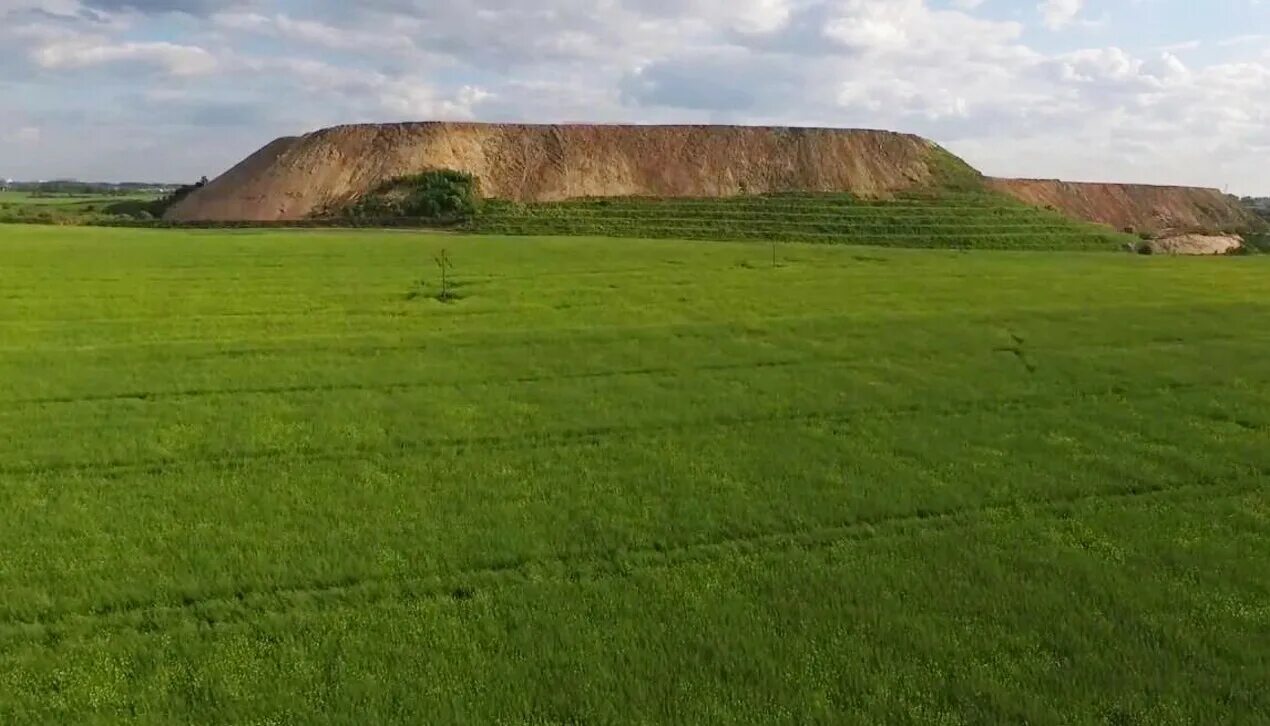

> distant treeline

[
  {"left": 0, "top": 177, "right": 208, "bottom": 224},
  {"left": 0, "top": 180, "right": 177, "bottom": 195},
  {"left": 1242, "top": 197, "right": 1270, "bottom": 222}
]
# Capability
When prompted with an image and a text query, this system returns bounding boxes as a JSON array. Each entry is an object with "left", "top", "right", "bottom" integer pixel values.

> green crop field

[
  {"left": 0, "top": 190, "right": 157, "bottom": 207},
  {"left": 1, "top": 224, "right": 1267, "bottom": 724},
  {"left": 0, "top": 191, "right": 163, "bottom": 225}
]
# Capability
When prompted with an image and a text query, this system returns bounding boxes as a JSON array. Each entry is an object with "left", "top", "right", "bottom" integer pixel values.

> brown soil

[
  {"left": 989, "top": 178, "right": 1259, "bottom": 236},
  {"left": 167, "top": 123, "right": 946, "bottom": 222},
  {"left": 167, "top": 122, "right": 1264, "bottom": 236}
]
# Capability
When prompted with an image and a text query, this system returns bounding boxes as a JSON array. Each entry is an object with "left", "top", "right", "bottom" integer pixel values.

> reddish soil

[{"left": 989, "top": 178, "right": 1259, "bottom": 236}]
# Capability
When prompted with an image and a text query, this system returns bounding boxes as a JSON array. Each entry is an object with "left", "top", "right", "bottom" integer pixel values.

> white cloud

[
  {"left": 730, "top": 0, "right": 793, "bottom": 34},
  {"left": 1040, "top": 0, "right": 1084, "bottom": 30},
  {"left": 0, "top": 0, "right": 1267, "bottom": 194},
  {"left": 33, "top": 38, "right": 217, "bottom": 75},
  {"left": 211, "top": 12, "right": 418, "bottom": 54},
  {"left": 230, "top": 56, "right": 493, "bottom": 122},
  {"left": 2, "top": 126, "right": 42, "bottom": 144},
  {"left": 0, "top": 0, "right": 78, "bottom": 17}
]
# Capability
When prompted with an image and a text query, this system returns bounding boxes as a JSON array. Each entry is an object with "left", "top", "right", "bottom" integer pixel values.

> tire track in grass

[
  {"left": 7, "top": 300, "right": 1265, "bottom": 356},
  {"left": 0, "top": 317, "right": 767, "bottom": 356},
  {"left": 4, "top": 332, "right": 1266, "bottom": 411},
  {"left": 0, "top": 479, "right": 1256, "bottom": 640},
  {"left": 0, "top": 264, "right": 688, "bottom": 310},
  {"left": 0, "top": 305, "right": 515, "bottom": 330},
  {"left": 0, "top": 379, "right": 1231, "bottom": 480},
  {"left": 0, "top": 357, "right": 838, "bottom": 407}
]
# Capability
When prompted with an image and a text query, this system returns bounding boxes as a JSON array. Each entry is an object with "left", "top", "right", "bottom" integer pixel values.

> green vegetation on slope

[
  {"left": 472, "top": 191, "right": 1136, "bottom": 250},
  {"left": 1243, "top": 231, "right": 1270, "bottom": 253},
  {"left": 925, "top": 142, "right": 987, "bottom": 191},
  {"left": 336, "top": 170, "right": 481, "bottom": 222},
  {"left": 0, "top": 225, "right": 1267, "bottom": 723},
  {"left": 6, "top": 175, "right": 1139, "bottom": 255}
]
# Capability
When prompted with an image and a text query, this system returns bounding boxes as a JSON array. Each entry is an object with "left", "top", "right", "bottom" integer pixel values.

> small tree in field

[{"left": 434, "top": 249, "right": 455, "bottom": 302}]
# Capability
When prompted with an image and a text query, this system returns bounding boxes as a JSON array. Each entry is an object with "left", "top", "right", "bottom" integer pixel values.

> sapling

[{"left": 434, "top": 248, "right": 455, "bottom": 302}]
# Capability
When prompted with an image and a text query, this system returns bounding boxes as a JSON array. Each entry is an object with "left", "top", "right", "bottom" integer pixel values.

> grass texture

[
  {"left": 472, "top": 192, "right": 1137, "bottom": 250},
  {"left": 0, "top": 224, "right": 1267, "bottom": 724}
]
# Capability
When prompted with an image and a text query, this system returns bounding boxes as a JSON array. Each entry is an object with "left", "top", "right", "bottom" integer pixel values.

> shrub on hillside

[
  {"left": 105, "top": 176, "right": 208, "bottom": 220},
  {"left": 343, "top": 170, "right": 480, "bottom": 222},
  {"left": 1243, "top": 233, "right": 1270, "bottom": 254},
  {"left": 103, "top": 199, "right": 159, "bottom": 218}
]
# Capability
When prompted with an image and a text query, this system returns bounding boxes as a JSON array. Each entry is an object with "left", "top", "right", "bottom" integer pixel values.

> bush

[
  {"left": 149, "top": 177, "right": 208, "bottom": 217},
  {"left": 1243, "top": 233, "right": 1270, "bottom": 254},
  {"left": 100, "top": 177, "right": 209, "bottom": 220},
  {"left": 343, "top": 170, "right": 480, "bottom": 222},
  {"left": 104, "top": 199, "right": 160, "bottom": 218}
]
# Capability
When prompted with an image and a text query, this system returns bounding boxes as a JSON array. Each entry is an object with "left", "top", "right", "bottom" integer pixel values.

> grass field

[
  {"left": 1, "top": 224, "right": 1267, "bottom": 723},
  {"left": 0, "top": 190, "right": 158, "bottom": 206},
  {"left": 0, "top": 191, "right": 161, "bottom": 224}
]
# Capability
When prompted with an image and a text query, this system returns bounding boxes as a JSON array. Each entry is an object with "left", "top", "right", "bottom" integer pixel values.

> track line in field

[
  {"left": 0, "top": 317, "right": 771, "bottom": 356},
  {"left": 0, "top": 479, "right": 1255, "bottom": 640},
  {"left": 4, "top": 333, "right": 1266, "bottom": 411},
  {"left": 0, "top": 378, "right": 1245, "bottom": 479},
  {"left": 0, "top": 395, "right": 1137, "bottom": 478},
  {"left": 0, "top": 357, "right": 837, "bottom": 407},
  {"left": 0, "top": 305, "right": 518, "bottom": 329},
  {"left": 6, "top": 299, "right": 1262, "bottom": 356},
  {"left": 6, "top": 321, "right": 1268, "bottom": 383}
]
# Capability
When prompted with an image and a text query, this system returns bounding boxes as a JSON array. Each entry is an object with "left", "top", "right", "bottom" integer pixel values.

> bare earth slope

[
  {"left": 990, "top": 178, "right": 1259, "bottom": 235},
  {"left": 167, "top": 122, "right": 1262, "bottom": 235},
  {"left": 166, "top": 123, "right": 951, "bottom": 222}
]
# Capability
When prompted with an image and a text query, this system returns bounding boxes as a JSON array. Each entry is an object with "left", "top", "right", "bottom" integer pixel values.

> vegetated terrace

[{"left": 471, "top": 191, "right": 1138, "bottom": 250}]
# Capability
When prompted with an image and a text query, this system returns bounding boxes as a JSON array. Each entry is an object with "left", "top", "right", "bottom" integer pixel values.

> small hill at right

[{"left": 989, "top": 178, "right": 1262, "bottom": 237}]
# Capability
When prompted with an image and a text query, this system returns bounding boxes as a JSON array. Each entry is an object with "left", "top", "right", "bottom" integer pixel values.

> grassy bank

[{"left": 472, "top": 192, "right": 1136, "bottom": 250}]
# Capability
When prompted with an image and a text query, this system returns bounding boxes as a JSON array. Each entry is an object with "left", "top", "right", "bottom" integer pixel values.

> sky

[{"left": 1, "top": 0, "right": 1267, "bottom": 194}]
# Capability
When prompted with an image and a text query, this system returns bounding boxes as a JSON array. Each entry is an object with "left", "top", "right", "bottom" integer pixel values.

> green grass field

[
  {"left": 0, "top": 190, "right": 158, "bottom": 206},
  {"left": 0, "top": 191, "right": 162, "bottom": 224},
  {"left": 1, "top": 224, "right": 1267, "bottom": 724}
]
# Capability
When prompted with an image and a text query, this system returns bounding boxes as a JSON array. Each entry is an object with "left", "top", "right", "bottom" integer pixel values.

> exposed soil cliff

[
  {"left": 989, "top": 178, "right": 1260, "bottom": 236},
  {"left": 167, "top": 123, "right": 954, "bottom": 222},
  {"left": 167, "top": 122, "right": 1264, "bottom": 236}
]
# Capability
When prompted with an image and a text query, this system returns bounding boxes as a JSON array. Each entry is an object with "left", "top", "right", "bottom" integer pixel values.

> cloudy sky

[{"left": 1, "top": 0, "right": 1267, "bottom": 193}]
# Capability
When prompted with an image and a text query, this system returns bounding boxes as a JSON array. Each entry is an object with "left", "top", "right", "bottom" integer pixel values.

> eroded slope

[
  {"left": 990, "top": 178, "right": 1260, "bottom": 235},
  {"left": 166, "top": 123, "right": 958, "bottom": 222}
]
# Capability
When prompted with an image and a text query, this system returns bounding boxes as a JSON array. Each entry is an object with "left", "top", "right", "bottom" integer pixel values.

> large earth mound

[
  {"left": 166, "top": 122, "right": 1261, "bottom": 236},
  {"left": 989, "top": 178, "right": 1259, "bottom": 236},
  {"left": 165, "top": 123, "right": 966, "bottom": 222}
]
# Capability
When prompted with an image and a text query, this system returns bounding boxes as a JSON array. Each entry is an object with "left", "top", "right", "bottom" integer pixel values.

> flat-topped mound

[
  {"left": 167, "top": 122, "right": 1262, "bottom": 240},
  {"left": 989, "top": 178, "right": 1259, "bottom": 236},
  {"left": 166, "top": 123, "right": 963, "bottom": 223}
]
